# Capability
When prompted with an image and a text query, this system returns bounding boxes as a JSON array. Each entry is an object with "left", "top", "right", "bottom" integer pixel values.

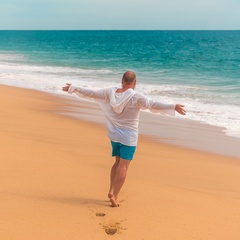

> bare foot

[
  {"left": 110, "top": 197, "right": 119, "bottom": 207},
  {"left": 108, "top": 192, "right": 113, "bottom": 198}
]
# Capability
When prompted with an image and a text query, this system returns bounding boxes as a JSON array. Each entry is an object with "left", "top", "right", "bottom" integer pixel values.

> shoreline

[
  {"left": 1, "top": 83, "right": 240, "bottom": 158},
  {"left": 1, "top": 84, "right": 240, "bottom": 239},
  {"left": 58, "top": 92, "right": 240, "bottom": 158}
]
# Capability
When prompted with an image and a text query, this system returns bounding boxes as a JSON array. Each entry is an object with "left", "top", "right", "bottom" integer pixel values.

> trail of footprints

[{"left": 95, "top": 211, "right": 126, "bottom": 235}]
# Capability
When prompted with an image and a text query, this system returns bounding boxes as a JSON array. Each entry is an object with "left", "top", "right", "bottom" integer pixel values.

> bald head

[
  {"left": 122, "top": 71, "right": 136, "bottom": 85},
  {"left": 116, "top": 71, "right": 136, "bottom": 92}
]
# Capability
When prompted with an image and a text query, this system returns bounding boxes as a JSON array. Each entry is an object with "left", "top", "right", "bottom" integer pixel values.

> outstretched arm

[
  {"left": 62, "top": 83, "right": 108, "bottom": 101},
  {"left": 175, "top": 104, "right": 186, "bottom": 115},
  {"left": 136, "top": 93, "right": 186, "bottom": 116}
]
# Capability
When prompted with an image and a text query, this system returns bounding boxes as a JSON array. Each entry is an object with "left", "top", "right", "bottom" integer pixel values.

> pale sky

[{"left": 0, "top": 0, "right": 239, "bottom": 30}]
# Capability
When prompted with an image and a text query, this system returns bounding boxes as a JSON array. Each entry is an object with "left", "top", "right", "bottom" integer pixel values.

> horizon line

[{"left": 0, "top": 29, "right": 240, "bottom": 31}]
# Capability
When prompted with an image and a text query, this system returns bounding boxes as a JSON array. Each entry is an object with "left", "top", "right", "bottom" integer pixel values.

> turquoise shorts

[{"left": 111, "top": 141, "right": 136, "bottom": 160}]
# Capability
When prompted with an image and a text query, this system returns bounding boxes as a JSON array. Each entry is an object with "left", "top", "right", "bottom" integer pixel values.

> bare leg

[
  {"left": 108, "top": 156, "right": 120, "bottom": 198},
  {"left": 109, "top": 158, "right": 131, "bottom": 207}
]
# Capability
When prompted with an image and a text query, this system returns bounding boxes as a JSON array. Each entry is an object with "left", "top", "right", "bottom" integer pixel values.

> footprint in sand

[
  {"left": 102, "top": 221, "right": 126, "bottom": 235},
  {"left": 93, "top": 210, "right": 126, "bottom": 235},
  {"left": 95, "top": 212, "right": 106, "bottom": 217},
  {"left": 94, "top": 212, "right": 118, "bottom": 235},
  {"left": 105, "top": 227, "right": 118, "bottom": 235}
]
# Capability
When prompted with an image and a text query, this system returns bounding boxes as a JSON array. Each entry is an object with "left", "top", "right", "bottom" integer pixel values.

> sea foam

[{"left": 0, "top": 50, "right": 239, "bottom": 139}]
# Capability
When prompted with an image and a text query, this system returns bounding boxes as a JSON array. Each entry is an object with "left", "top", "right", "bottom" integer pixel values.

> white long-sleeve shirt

[{"left": 68, "top": 85, "right": 175, "bottom": 146}]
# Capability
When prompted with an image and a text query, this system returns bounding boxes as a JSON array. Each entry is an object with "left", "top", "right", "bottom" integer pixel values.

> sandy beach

[{"left": 1, "top": 84, "right": 240, "bottom": 240}]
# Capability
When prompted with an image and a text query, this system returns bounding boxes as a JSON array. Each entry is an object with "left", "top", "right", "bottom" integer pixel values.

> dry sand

[{"left": 1, "top": 85, "right": 240, "bottom": 240}]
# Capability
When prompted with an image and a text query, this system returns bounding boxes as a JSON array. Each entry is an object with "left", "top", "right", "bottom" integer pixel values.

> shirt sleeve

[
  {"left": 135, "top": 92, "right": 175, "bottom": 116},
  {"left": 68, "top": 85, "right": 109, "bottom": 102}
]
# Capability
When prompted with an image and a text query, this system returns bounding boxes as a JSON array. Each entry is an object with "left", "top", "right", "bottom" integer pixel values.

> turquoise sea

[{"left": 0, "top": 30, "right": 240, "bottom": 137}]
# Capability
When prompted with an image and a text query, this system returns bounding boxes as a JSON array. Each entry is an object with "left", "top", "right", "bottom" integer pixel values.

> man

[{"left": 62, "top": 71, "right": 186, "bottom": 207}]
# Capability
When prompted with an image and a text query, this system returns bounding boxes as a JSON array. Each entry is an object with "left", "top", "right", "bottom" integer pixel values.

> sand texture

[{"left": 1, "top": 85, "right": 240, "bottom": 240}]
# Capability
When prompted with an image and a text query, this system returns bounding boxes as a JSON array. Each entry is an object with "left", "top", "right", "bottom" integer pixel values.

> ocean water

[{"left": 0, "top": 30, "right": 240, "bottom": 138}]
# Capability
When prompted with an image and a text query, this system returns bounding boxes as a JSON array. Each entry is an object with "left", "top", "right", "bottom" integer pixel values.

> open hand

[
  {"left": 175, "top": 104, "right": 186, "bottom": 115},
  {"left": 62, "top": 83, "right": 72, "bottom": 92}
]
